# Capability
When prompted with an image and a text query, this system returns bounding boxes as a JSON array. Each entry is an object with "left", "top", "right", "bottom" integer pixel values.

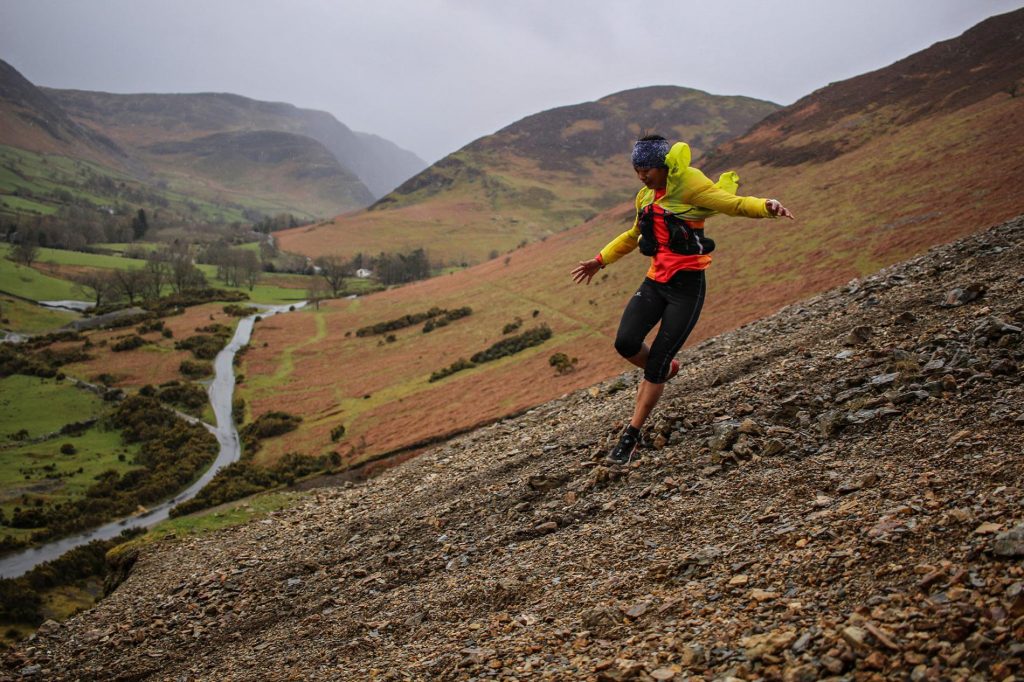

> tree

[
  {"left": 306, "top": 277, "right": 329, "bottom": 310},
  {"left": 73, "top": 270, "right": 120, "bottom": 307},
  {"left": 240, "top": 250, "right": 261, "bottom": 291},
  {"left": 112, "top": 268, "right": 148, "bottom": 304},
  {"left": 131, "top": 209, "right": 149, "bottom": 241},
  {"left": 11, "top": 234, "right": 39, "bottom": 267},
  {"left": 314, "top": 255, "right": 349, "bottom": 297},
  {"left": 143, "top": 256, "right": 170, "bottom": 299}
]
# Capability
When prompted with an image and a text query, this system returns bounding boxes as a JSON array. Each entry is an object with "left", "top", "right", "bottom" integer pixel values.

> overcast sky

[{"left": 2, "top": 1, "right": 1020, "bottom": 163}]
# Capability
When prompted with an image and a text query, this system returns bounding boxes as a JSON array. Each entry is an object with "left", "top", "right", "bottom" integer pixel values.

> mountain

[
  {"left": 241, "top": 9, "right": 1024, "bottom": 467},
  {"left": 274, "top": 86, "right": 781, "bottom": 264},
  {"left": 44, "top": 88, "right": 426, "bottom": 199},
  {"left": 14, "top": 214, "right": 1024, "bottom": 680},
  {"left": 0, "top": 60, "right": 124, "bottom": 165}
]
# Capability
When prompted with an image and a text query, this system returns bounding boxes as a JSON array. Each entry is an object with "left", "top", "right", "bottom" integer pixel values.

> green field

[
  {"left": 0, "top": 376, "right": 140, "bottom": 531},
  {"left": 0, "top": 251, "right": 81, "bottom": 301},
  {"left": 1, "top": 241, "right": 382, "bottom": 305},
  {"left": 0, "top": 145, "right": 252, "bottom": 224},
  {"left": 0, "top": 295, "right": 77, "bottom": 334}
]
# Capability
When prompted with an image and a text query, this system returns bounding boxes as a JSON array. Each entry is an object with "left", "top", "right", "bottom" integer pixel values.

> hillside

[
  {"left": 10, "top": 214, "right": 1023, "bottom": 680},
  {"left": 44, "top": 88, "right": 425, "bottom": 199},
  {"left": 0, "top": 60, "right": 124, "bottom": 166},
  {"left": 274, "top": 86, "right": 780, "bottom": 264},
  {"left": 240, "top": 9, "right": 1024, "bottom": 467}
]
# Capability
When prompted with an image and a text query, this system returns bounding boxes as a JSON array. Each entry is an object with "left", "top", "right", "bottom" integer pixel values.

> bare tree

[
  {"left": 306, "top": 277, "right": 330, "bottom": 310},
  {"left": 240, "top": 250, "right": 262, "bottom": 291},
  {"left": 73, "top": 270, "right": 120, "bottom": 308},
  {"left": 112, "top": 268, "right": 148, "bottom": 304},
  {"left": 314, "top": 255, "right": 349, "bottom": 297},
  {"left": 143, "top": 257, "right": 170, "bottom": 299}
]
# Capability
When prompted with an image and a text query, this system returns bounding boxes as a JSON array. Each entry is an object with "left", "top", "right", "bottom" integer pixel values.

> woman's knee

[{"left": 614, "top": 334, "right": 642, "bottom": 359}]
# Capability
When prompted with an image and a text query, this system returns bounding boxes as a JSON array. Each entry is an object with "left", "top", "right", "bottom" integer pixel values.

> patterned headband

[{"left": 631, "top": 139, "right": 670, "bottom": 168}]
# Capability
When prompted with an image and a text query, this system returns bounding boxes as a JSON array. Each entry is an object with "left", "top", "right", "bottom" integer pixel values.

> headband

[{"left": 631, "top": 139, "right": 670, "bottom": 168}]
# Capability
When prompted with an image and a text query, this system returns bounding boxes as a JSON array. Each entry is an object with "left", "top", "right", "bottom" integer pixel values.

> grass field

[
  {"left": 0, "top": 294, "right": 77, "bottom": 334},
  {"left": 0, "top": 144, "right": 252, "bottom": 225},
  {"left": 0, "top": 243, "right": 324, "bottom": 305},
  {"left": 0, "top": 376, "right": 140, "bottom": 529},
  {"left": 0, "top": 251, "right": 82, "bottom": 301}
]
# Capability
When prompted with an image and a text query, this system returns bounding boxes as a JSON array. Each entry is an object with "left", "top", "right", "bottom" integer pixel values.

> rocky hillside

[
  {"left": 10, "top": 215, "right": 1023, "bottom": 680},
  {"left": 44, "top": 89, "right": 425, "bottom": 200},
  {"left": 275, "top": 86, "right": 779, "bottom": 264}
]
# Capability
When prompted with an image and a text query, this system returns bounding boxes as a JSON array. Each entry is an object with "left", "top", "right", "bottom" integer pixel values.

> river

[{"left": 0, "top": 302, "right": 304, "bottom": 579}]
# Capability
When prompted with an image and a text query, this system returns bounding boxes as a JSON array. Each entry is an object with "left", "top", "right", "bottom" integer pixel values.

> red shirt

[{"left": 643, "top": 189, "right": 711, "bottom": 282}]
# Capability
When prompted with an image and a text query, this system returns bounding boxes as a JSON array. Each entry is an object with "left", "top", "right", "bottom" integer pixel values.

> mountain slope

[
  {"left": 44, "top": 89, "right": 425, "bottom": 200},
  {"left": 274, "top": 86, "right": 780, "bottom": 264},
  {"left": 14, "top": 215, "right": 1024, "bottom": 681},
  {"left": 0, "top": 59, "right": 124, "bottom": 165},
  {"left": 707, "top": 7, "right": 1024, "bottom": 169},
  {"left": 240, "top": 9, "right": 1024, "bottom": 467}
]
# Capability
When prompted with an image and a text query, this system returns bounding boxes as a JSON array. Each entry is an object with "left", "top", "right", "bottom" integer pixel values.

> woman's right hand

[{"left": 571, "top": 258, "right": 602, "bottom": 285}]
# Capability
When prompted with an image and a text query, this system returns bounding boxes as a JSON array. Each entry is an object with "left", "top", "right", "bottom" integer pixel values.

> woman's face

[{"left": 635, "top": 166, "right": 668, "bottom": 190}]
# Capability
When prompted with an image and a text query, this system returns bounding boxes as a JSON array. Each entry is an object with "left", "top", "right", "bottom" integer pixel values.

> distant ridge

[
  {"left": 44, "top": 88, "right": 426, "bottom": 200},
  {"left": 276, "top": 85, "right": 780, "bottom": 263}
]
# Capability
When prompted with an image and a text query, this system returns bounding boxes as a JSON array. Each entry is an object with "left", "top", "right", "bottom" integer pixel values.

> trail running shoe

[
  {"left": 667, "top": 358, "right": 680, "bottom": 381},
  {"left": 606, "top": 429, "right": 640, "bottom": 465}
]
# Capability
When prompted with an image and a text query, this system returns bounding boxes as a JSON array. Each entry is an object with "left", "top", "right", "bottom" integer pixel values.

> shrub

[
  {"left": 59, "top": 443, "right": 77, "bottom": 455},
  {"left": 502, "top": 317, "right": 523, "bottom": 335},
  {"left": 239, "top": 411, "right": 302, "bottom": 451},
  {"left": 223, "top": 304, "right": 258, "bottom": 317},
  {"left": 330, "top": 424, "right": 346, "bottom": 442},
  {"left": 179, "top": 359, "right": 212, "bottom": 378},
  {"left": 175, "top": 334, "right": 225, "bottom": 360},
  {"left": 549, "top": 352, "right": 578, "bottom": 375},
  {"left": 470, "top": 324, "right": 552, "bottom": 364},
  {"left": 111, "top": 335, "right": 146, "bottom": 352},
  {"left": 429, "top": 357, "right": 476, "bottom": 382},
  {"left": 155, "top": 381, "right": 207, "bottom": 414}
]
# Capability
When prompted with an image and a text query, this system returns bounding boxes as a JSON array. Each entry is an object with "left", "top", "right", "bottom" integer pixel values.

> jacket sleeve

[
  {"left": 682, "top": 167, "right": 771, "bottom": 219},
  {"left": 598, "top": 222, "right": 640, "bottom": 266},
  {"left": 598, "top": 192, "right": 643, "bottom": 266}
]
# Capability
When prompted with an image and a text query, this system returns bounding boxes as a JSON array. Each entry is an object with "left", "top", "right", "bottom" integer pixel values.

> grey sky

[{"left": 2, "top": 0, "right": 1021, "bottom": 163}]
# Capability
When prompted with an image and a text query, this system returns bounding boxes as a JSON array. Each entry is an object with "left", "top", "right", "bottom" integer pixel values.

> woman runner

[{"left": 571, "top": 134, "right": 794, "bottom": 464}]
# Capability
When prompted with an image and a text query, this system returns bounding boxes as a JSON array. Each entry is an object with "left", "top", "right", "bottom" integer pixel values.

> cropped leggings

[{"left": 614, "top": 270, "right": 706, "bottom": 384}]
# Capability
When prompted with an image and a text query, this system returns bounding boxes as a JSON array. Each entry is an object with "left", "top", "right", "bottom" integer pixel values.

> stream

[{"left": 0, "top": 303, "right": 304, "bottom": 579}]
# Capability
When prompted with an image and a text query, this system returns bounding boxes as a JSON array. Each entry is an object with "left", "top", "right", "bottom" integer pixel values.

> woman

[{"left": 571, "top": 134, "right": 794, "bottom": 464}]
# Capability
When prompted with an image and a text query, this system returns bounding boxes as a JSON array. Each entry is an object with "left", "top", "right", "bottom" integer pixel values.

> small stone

[
  {"left": 974, "top": 522, "right": 1003, "bottom": 535},
  {"left": 842, "top": 625, "right": 868, "bottom": 650},
  {"left": 862, "top": 651, "right": 888, "bottom": 670},
  {"left": 782, "top": 663, "right": 820, "bottom": 682},
  {"left": 845, "top": 325, "right": 873, "bottom": 346},
  {"left": 750, "top": 589, "right": 778, "bottom": 602},
  {"left": 649, "top": 668, "right": 676, "bottom": 680},
  {"left": 993, "top": 524, "right": 1024, "bottom": 557},
  {"left": 820, "top": 655, "right": 844, "bottom": 674},
  {"left": 535, "top": 521, "right": 558, "bottom": 533},
  {"left": 942, "top": 283, "right": 986, "bottom": 307},
  {"left": 738, "top": 418, "right": 762, "bottom": 435},
  {"left": 729, "top": 574, "right": 749, "bottom": 586},
  {"left": 623, "top": 601, "right": 650, "bottom": 619}
]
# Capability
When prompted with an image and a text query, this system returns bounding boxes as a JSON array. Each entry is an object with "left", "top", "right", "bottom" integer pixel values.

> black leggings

[{"left": 614, "top": 271, "right": 706, "bottom": 384}]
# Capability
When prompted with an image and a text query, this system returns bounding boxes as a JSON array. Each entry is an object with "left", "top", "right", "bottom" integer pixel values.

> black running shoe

[{"left": 606, "top": 429, "right": 639, "bottom": 465}]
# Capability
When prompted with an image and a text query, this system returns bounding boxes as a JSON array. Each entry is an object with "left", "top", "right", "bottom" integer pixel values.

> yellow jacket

[{"left": 598, "top": 142, "right": 771, "bottom": 268}]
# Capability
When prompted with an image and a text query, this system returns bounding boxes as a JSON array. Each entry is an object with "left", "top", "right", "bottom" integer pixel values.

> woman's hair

[{"left": 638, "top": 133, "right": 667, "bottom": 142}]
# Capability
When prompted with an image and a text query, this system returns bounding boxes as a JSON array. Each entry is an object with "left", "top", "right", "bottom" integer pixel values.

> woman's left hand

[{"left": 766, "top": 199, "right": 795, "bottom": 220}]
